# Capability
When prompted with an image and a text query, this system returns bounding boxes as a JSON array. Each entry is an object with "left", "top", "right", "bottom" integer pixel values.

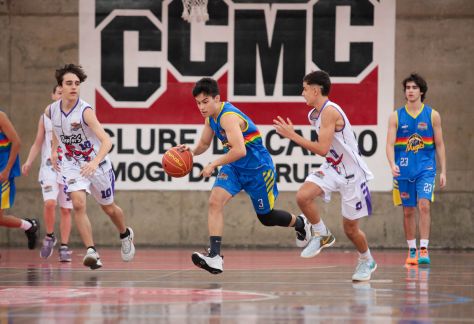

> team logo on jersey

[
  {"left": 417, "top": 122, "right": 428, "bottom": 130},
  {"left": 313, "top": 171, "right": 325, "bottom": 179},
  {"left": 406, "top": 134, "right": 424, "bottom": 153},
  {"left": 400, "top": 192, "right": 410, "bottom": 199}
]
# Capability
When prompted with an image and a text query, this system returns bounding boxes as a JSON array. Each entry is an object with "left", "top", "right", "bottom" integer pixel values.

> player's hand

[
  {"left": 80, "top": 160, "right": 99, "bottom": 177},
  {"left": 21, "top": 163, "right": 31, "bottom": 176},
  {"left": 176, "top": 144, "right": 193, "bottom": 155},
  {"left": 201, "top": 162, "right": 216, "bottom": 178},
  {"left": 0, "top": 170, "right": 8, "bottom": 183},
  {"left": 391, "top": 164, "right": 400, "bottom": 177},
  {"left": 273, "top": 116, "right": 296, "bottom": 140},
  {"left": 51, "top": 152, "right": 60, "bottom": 172},
  {"left": 439, "top": 172, "right": 446, "bottom": 189}
]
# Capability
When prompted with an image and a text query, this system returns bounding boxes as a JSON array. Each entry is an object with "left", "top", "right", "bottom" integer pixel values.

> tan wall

[{"left": 1, "top": 0, "right": 473, "bottom": 249}]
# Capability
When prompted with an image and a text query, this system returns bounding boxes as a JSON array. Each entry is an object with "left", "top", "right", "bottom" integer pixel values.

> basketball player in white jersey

[
  {"left": 273, "top": 70, "right": 377, "bottom": 281},
  {"left": 22, "top": 85, "right": 73, "bottom": 262},
  {"left": 45, "top": 64, "right": 135, "bottom": 270}
]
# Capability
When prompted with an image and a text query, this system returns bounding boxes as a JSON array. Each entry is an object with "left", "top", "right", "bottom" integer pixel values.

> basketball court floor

[{"left": 0, "top": 247, "right": 472, "bottom": 323}]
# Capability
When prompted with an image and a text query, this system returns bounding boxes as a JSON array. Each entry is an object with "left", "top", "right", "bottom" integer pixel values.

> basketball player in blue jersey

[
  {"left": 180, "top": 77, "right": 311, "bottom": 274},
  {"left": 0, "top": 109, "right": 39, "bottom": 249},
  {"left": 274, "top": 70, "right": 376, "bottom": 281},
  {"left": 386, "top": 73, "right": 446, "bottom": 265}
]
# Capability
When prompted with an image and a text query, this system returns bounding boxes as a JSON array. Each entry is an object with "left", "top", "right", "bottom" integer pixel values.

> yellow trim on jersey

[
  {"left": 392, "top": 179, "right": 401, "bottom": 206},
  {"left": 221, "top": 111, "right": 249, "bottom": 132},
  {"left": 212, "top": 102, "right": 226, "bottom": 123},
  {"left": 404, "top": 103, "right": 425, "bottom": 119},
  {"left": 1, "top": 180, "right": 11, "bottom": 209}
]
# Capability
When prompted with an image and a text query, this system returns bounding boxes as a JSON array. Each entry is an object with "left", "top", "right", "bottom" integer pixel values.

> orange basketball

[{"left": 162, "top": 147, "right": 193, "bottom": 178}]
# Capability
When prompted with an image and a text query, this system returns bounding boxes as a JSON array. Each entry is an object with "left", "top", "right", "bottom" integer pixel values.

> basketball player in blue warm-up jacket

[
  {"left": 179, "top": 77, "right": 311, "bottom": 274},
  {"left": 0, "top": 109, "right": 39, "bottom": 249},
  {"left": 386, "top": 73, "right": 446, "bottom": 266}
]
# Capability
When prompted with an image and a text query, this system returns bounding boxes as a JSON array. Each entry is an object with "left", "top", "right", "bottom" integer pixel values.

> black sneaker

[{"left": 24, "top": 218, "right": 39, "bottom": 250}]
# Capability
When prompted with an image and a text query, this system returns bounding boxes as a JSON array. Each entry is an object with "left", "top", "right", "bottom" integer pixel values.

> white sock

[
  {"left": 312, "top": 220, "right": 328, "bottom": 235},
  {"left": 20, "top": 219, "right": 32, "bottom": 231},
  {"left": 420, "top": 239, "right": 429, "bottom": 249},
  {"left": 407, "top": 239, "right": 417, "bottom": 249},
  {"left": 359, "top": 248, "right": 373, "bottom": 260}
]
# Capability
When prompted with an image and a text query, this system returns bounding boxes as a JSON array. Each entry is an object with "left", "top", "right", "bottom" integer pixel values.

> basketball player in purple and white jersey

[
  {"left": 274, "top": 70, "right": 376, "bottom": 281},
  {"left": 22, "top": 85, "right": 73, "bottom": 262},
  {"left": 45, "top": 64, "right": 135, "bottom": 270}
]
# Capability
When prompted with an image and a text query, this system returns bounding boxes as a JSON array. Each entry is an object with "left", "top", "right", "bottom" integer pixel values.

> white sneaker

[
  {"left": 300, "top": 229, "right": 336, "bottom": 258},
  {"left": 121, "top": 227, "right": 135, "bottom": 262},
  {"left": 352, "top": 258, "right": 377, "bottom": 281},
  {"left": 83, "top": 248, "right": 103, "bottom": 270},
  {"left": 295, "top": 214, "right": 312, "bottom": 248},
  {"left": 192, "top": 251, "right": 223, "bottom": 274}
]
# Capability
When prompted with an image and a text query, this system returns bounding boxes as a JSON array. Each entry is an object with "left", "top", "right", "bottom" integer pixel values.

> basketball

[{"left": 162, "top": 147, "right": 193, "bottom": 178}]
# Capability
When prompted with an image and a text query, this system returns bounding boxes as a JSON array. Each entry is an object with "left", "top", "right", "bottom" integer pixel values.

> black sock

[
  {"left": 87, "top": 246, "right": 96, "bottom": 252},
  {"left": 209, "top": 236, "right": 222, "bottom": 257},
  {"left": 47, "top": 233, "right": 55, "bottom": 238},
  {"left": 61, "top": 244, "right": 68, "bottom": 247},
  {"left": 120, "top": 228, "right": 130, "bottom": 239},
  {"left": 294, "top": 216, "right": 304, "bottom": 231}
]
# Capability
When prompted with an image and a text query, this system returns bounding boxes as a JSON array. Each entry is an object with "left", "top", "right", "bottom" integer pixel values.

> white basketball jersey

[
  {"left": 308, "top": 100, "right": 373, "bottom": 181},
  {"left": 49, "top": 98, "right": 111, "bottom": 170}
]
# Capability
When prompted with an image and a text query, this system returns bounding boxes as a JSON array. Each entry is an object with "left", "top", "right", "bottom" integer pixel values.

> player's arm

[
  {"left": 273, "top": 106, "right": 339, "bottom": 156},
  {"left": 22, "top": 115, "right": 46, "bottom": 176},
  {"left": 44, "top": 104, "right": 51, "bottom": 119},
  {"left": 432, "top": 110, "right": 446, "bottom": 188},
  {"left": 190, "top": 119, "right": 214, "bottom": 156},
  {"left": 81, "top": 107, "right": 112, "bottom": 176},
  {"left": 0, "top": 111, "right": 21, "bottom": 182},
  {"left": 201, "top": 114, "right": 246, "bottom": 177},
  {"left": 51, "top": 127, "right": 60, "bottom": 172},
  {"left": 386, "top": 111, "right": 400, "bottom": 177}
]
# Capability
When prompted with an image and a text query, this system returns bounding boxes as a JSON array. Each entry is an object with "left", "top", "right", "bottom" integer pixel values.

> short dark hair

[
  {"left": 403, "top": 73, "right": 428, "bottom": 102},
  {"left": 192, "top": 77, "right": 220, "bottom": 98},
  {"left": 55, "top": 64, "right": 87, "bottom": 86},
  {"left": 303, "top": 70, "right": 331, "bottom": 96}
]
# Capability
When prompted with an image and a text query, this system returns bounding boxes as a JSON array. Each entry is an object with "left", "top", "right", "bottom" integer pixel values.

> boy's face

[
  {"left": 302, "top": 82, "right": 319, "bottom": 107},
  {"left": 51, "top": 87, "right": 62, "bottom": 101},
  {"left": 61, "top": 73, "right": 81, "bottom": 102},
  {"left": 405, "top": 81, "right": 422, "bottom": 103},
  {"left": 195, "top": 93, "right": 221, "bottom": 118}
]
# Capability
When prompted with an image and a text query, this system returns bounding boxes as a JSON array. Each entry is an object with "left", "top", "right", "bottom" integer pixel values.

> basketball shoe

[
  {"left": 83, "top": 248, "right": 103, "bottom": 270},
  {"left": 295, "top": 214, "right": 312, "bottom": 248},
  {"left": 300, "top": 227, "right": 336, "bottom": 258},
  {"left": 121, "top": 227, "right": 135, "bottom": 262},
  {"left": 40, "top": 235, "right": 57, "bottom": 259},
  {"left": 418, "top": 247, "right": 431, "bottom": 265},
  {"left": 192, "top": 251, "right": 223, "bottom": 274},
  {"left": 405, "top": 248, "right": 418, "bottom": 265},
  {"left": 59, "top": 246, "right": 72, "bottom": 262},
  {"left": 352, "top": 258, "right": 377, "bottom": 281},
  {"left": 24, "top": 218, "right": 39, "bottom": 250}
]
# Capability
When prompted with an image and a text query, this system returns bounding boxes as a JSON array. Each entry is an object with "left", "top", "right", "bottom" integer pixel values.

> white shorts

[
  {"left": 305, "top": 165, "right": 373, "bottom": 220},
  {"left": 39, "top": 165, "right": 73, "bottom": 209},
  {"left": 62, "top": 161, "right": 116, "bottom": 206}
]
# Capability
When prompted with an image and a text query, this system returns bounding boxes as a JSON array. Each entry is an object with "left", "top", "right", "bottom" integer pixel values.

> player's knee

[
  {"left": 256, "top": 209, "right": 292, "bottom": 227},
  {"left": 44, "top": 200, "right": 57, "bottom": 210},
  {"left": 418, "top": 200, "right": 430, "bottom": 215},
  {"left": 296, "top": 190, "right": 312, "bottom": 208}
]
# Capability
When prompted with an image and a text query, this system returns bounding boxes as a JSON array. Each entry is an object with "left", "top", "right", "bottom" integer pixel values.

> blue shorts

[
  {"left": 213, "top": 164, "right": 278, "bottom": 214},
  {"left": 1, "top": 178, "right": 16, "bottom": 210},
  {"left": 393, "top": 174, "right": 435, "bottom": 207}
]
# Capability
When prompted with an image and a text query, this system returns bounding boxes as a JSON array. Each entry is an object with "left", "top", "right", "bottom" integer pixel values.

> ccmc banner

[{"left": 79, "top": 0, "right": 395, "bottom": 191}]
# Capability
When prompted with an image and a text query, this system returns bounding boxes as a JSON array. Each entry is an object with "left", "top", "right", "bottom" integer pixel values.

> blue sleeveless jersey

[
  {"left": 208, "top": 102, "right": 273, "bottom": 172},
  {"left": 394, "top": 104, "right": 436, "bottom": 180},
  {"left": 0, "top": 132, "right": 21, "bottom": 179}
]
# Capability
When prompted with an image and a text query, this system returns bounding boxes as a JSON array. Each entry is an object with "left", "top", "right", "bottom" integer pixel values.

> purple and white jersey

[
  {"left": 308, "top": 100, "right": 373, "bottom": 181},
  {"left": 49, "top": 98, "right": 111, "bottom": 170}
]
